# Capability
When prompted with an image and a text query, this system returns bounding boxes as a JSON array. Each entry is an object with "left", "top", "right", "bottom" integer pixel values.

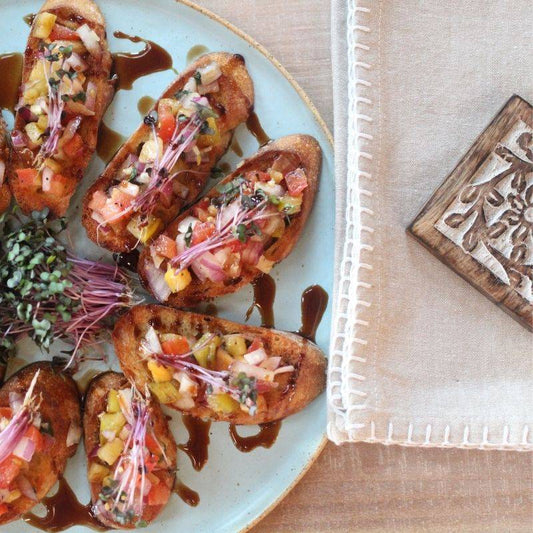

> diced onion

[
  {"left": 18, "top": 475, "right": 38, "bottom": 501},
  {"left": 11, "top": 130, "right": 26, "bottom": 149},
  {"left": 260, "top": 356, "right": 282, "bottom": 371},
  {"left": 0, "top": 161, "right": 5, "bottom": 186},
  {"left": 241, "top": 239, "right": 263, "bottom": 266},
  {"left": 178, "top": 216, "right": 199, "bottom": 234},
  {"left": 144, "top": 326, "right": 163, "bottom": 355},
  {"left": 244, "top": 348, "right": 268, "bottom": 365},
  {"left": 194, "top": 252, "right": 226, "bottom": 283},
  {"left": 64, "top": 52, "right": 88, "bottom": 73},
  {"left": 198, "top": 62, "right": 222, "bottom": 86},
  {"left": 76, "top": 24, "right": 101, "bottom": 56},
  {"left": 198, "top": 81, "right": 220, "bottom": 95},
  {"left": 42, "top": 166, "right": 54, "bottom": 192},
  {"left": 9, "top": 392, "right": 23, "bottom": 412},
  {"left": 145, "top": 261, "right": 171, "bottom": 302},
  {"left": 183, "top": 78, "right": 197, "bottom": 93},
  {"left": 66, "top": 423, "right": 82, "bottom": 447},
  {"left": 61, "top": 117, "right": 82, "bottom": 145},
  {"left": 230, "top": 361, "right": 274, "bottom": 381},
  {"left": 13, "top": 437, "right": 36, "bottom": 462}
]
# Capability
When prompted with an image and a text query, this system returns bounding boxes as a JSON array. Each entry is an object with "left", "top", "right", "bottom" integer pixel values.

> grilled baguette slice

[
  {"left": 138, "top": 134, "right": 321, "bottom": 307},
  {"left": 113, "top": 305, "right": 326, "bottom": 425},
  {"left": 82, "top": 52, "right": 254, "bottom": 252},
  {"left": 9, "top": 0, "right": 114, "bottom": 216},
  {"left": 83, "top": 371, "right": 177, "bottom": 529},
  {"left": 0, "top": 117, "right": 10, "bottom": 213},
  {"left": 0, "top": 362, "right": 81, "bottom": 525}
]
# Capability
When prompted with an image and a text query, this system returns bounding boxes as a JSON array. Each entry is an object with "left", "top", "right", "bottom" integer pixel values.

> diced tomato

[
  {"left": 0, "top": 407, "right": 12, "bottom": 419},
  {"left": 147, "top": 480, "right": 170, "bottom": 506},
  {"left": 247, "top": 338, "right": 264, "bottom": 353},
  {"left": 161, "top": 334, "right": 190, "bottom": 356},
  {"left": 0, "top": 504, "right": 8, "bottom": 517},
  {"left": 62, "top": 133, "right": 84, "bottom": 159},
  {"left": 145, "top": 434, "right": 162, "bottom": 455},
  {"left": 246, "top": 170, "right": 270, "bottom": 182},
  {"left": 49, "top": 24, "right": 82, "bottom": 41},
  {"left": 48, "top": 174, "right": 74, "bottom": 197},
  {"left": 0, "top": 458, "right": 21, "bottom": 489},
  {"left": 191, "top": 222, "right": 216, "bottom": 246},
  {"left": 158, "top": 113, "right": 176, "bottom": 144},
  {"left": 153, "top": 235, "right": 177, "bottom": 259},
  {"left": 192, "top": 198, "right": 210, "bottom": 222},
  {"left": 285, "top": 169, "right": 308, "bottom": 197},
  {"left": 24, "top": 426, "right": 44, "bottom": 453},
  {"left": 226, "top": 238, "right": 244, "bottom": 252},
  {"left": 16, "top": 168, "right": 39, "bottom": 189},
  {"left": 88, "top": 190, "right": 108, "bottom": 212}
]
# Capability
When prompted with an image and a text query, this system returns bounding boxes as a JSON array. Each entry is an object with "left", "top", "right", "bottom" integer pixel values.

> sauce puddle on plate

[
  {"left": 173, "top": 480, "right": 200, "bottom": 507},
  {"left": 96, "top": 122, "right": 126, "bottom": 163},
  {"left": 229, "top": 421, "right": 282, "bottom": 452},
  {"left": 298, "top": 285, "right": 329, "bottom": 343},
  {"left": 112, "top": 31, "right": 173, "bottom": 91},
  {"left": 245, "top": 273, "right": 276, "bottom": 328},
  {"left": 230, "top": 136, "right": 243, "bottom": 157},
  {"left": 186, "top": 44, "right": 209, "bottom": 64},
  {"left": 0, "top": 53, "right": 23, "bottom": 113},
  {"left": 137, "top": 95, "right": 156, "bottom": 116},
  {"left": 178, "top": 414, "right": 211, "bottom": 471},
  {"left": 22, "top": 477, "right": 104, "bottom": 532},
  {"left": 113, "top": 249, "right": 140, "bottom": 272},
  {"left": 246, "top": 111, "right": 271, "bottom": 147}
]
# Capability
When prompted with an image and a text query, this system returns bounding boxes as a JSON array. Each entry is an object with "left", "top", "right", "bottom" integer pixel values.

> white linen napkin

[{"left": 328, "top": 0, "right": 532, "bottom": 449}]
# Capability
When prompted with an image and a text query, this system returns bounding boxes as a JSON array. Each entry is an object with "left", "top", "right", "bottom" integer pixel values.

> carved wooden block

[{"left": 408, "top": 95, "right": 533, "bottom": 331}]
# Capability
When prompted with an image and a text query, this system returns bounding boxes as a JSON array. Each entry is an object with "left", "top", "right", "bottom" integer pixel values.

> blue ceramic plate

[{"left": 1, "top": 1, "right": 334, "bottom": 531}]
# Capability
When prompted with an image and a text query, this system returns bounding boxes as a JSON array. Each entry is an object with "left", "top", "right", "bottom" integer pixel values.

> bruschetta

[
  {"left": 84, "top": 372, "right": 177, "bottom": 529},
  {"left": 82, "top": 52, "right": 254, "bottom": 252},
  {"left": 137, "top": 134, "right": 321, "bottom": 307},
  {"left": 112, "top": 305, "right": 327, "bottom": 425},
  {"left": 8, "top": 0, "right": 113, "bottom": 217},
  {"left": 0, "top": 362, "right": 81, "bottom": 525},
  {"left": 0, "top": 117, "right": 10, "bottom": 213}
]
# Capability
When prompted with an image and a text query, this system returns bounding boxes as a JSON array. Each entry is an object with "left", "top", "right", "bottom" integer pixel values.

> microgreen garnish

[
  {"left": 174, "top": 89, "right": 190, "bottom": 100},
  {"left": 0, "top": 208, "right": 137, "bottom": 370},
  {"left": 210, "top": 166, "right": 225, "bottom": 180},
  {"left": 193, "top": 71, "right": 202, "bottom": 84}
]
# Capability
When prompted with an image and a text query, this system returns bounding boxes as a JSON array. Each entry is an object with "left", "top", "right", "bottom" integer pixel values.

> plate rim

[{"left": 175, "top": 1, "right": 331, "bottom": 531}]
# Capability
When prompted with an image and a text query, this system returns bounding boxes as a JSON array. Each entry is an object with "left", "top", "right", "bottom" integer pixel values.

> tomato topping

[
  {"left": 192, "top": 198, "right": 211, "bottom": 222},
  {"left": 48, "top": 174, "right": 74, "bottom": 197},
  {"left": 49, "top": 24, "right": 82, "bottom": 41},
  {"left": 226, "top": 238, "right": 244, "bottom": 252},
  {"left": 24, "top": 426, "right": 44, "bottom": 453},
  {"left": 158, "top": 113, "right": 176, "bottom": 144},
  {"left": 0, "top": 503, "right": 8, "bottom": 517},
  {"left": 0, "top": 458, "right": 21, "bottom": 489},
  {"left": 16, "top": 168, "right": 39, "bottom": 189},
  {"left": 145, "top": 434, "right": 162, "bottom": 455},
  {"left": 285, "top": 168, "right": 308, "bottom": 197},
  {"left": 161, "top": 335, "right": 190, "bottom": 356},
  {"left": 246, "top": 170, "right": 271, "bottom": 182},
  {"left": 147, "top": 480, "right": 170, "bottom": 506},
  {"left": 191, "top": 222, "right": 216, "bottom": 246},
  {"left": 153, "top": 235, "right": 177, "bottom": 259},
  {"left": 88, "top": 190, "right": 107, "bottom": 212},
  {"left": 0, "top": 407, "right": 12, "bottom": 419},
  {"left": 247, "top": 338, "right": 264, "bottom": 353},
  {"left": 62, "top": 133, "right": 84, "bottom": 159}
]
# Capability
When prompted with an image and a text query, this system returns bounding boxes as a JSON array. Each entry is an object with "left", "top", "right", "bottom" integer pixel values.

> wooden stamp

[{"left": 408, "top": 95, "right": 533, "bottom": 331}]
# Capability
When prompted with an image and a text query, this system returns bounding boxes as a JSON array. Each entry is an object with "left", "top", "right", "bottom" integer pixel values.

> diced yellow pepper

[
  {"left": 126, "top": 215, "right": 162, "bottom": 243},
  {"left": 164, "top": 266, "right": 192, "bottom": 293},
  {"left": 139, "top": 137, "right": 163, "bottom": 163},
  {"left": 197, "top": 117, "right": 220, "bottom": 148},
  {"left": 193, "top": 333, "right": 221, "bottom": 367},
  {"left": 33, "top": 12, "right": 57, "bottom": 39},
  {"left": 29, "top": 63, "right": 45, "bottom": 83},
  {"left": 269, "top": 170, "right": 284, "bottom": 183},
  {"left": 214, "top": 347, "right": 234, "bottom": 371},
  {"left": 224, "top": 335, "right": 247, "bottom": 359},
  {"left": 148, "top": 360, "right": 173, "bottom": 383},
  {"left": 25, "top": 122, "right": 44, "bottom": 145},
  {"left": 43, "top": 158, "right": 61, "bottom": 173},
  {"left": 99, "top": 412, "right": 126, "bottom": 437},
  {"left": 149, "top": 381, "right": 181, "bottom": 404},
  {"left": 4, "top": 489, "right": 21, "bottom": 503},
  {"left": 207, "top": 393, "right": 240, "bottom": 414},
  {"left": 256, "top": 256, "right": 275, "bottom": 274},
  {"left": 97, "top": 438, "right": 124, "bottom": 466},
  {"left": 37, "top": 115, "right": 48, "bottom": 131},
  {"left": 278, "top": 195, "right": 303, "bottom": 215},
  {"left": 106, "top": 390, "right": 120, "bottom": 413},
  {"left": 88, "top": 462, "right": 110, "bottom": 483}
]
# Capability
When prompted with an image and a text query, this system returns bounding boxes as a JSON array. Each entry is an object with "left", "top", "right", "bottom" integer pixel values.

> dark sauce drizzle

[
  {"left": 298, "top": 285, "right": 328, "bottom": 343},
  {"left": 0, "top": 53, "right": 23, "bottom": 113},
  {"left": 230, "top": 136, "right": 243, "bottom": 157},
  {"left": 137, "top": 95, "right": 156, "bottom": 116},
  {"left": 23, "top": 13, "right": 36, "bottom": 26},
  {"left": 178, "top": 414, "right": 211, "bottom": 471},
  {"left": 22, "top": 477, "right": 105, "bottom": 532},
  {"left": 173, "top": 480, "right": 200, "bottom": 507},
  {"left": 113, "top": 249, "right": 140, "bottom": 272},
  {"left": 245, "top": 273, "right": 276, "bottom": 328},
  {"left": 112, "top": 31, "right": 173, "bottom": 91},
  {"left": 246, "top": 111, "right": 271, "bottom": 147},
  {"left": 229, "top": 421, "right": 282, "bottom": 452},
  {"left": 96, "top": 122, "right": 126, "bottom": 163}
]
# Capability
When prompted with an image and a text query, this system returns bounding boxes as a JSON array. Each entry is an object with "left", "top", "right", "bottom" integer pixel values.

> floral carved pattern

[{"left": 435, "top": 119, "right": 533, "bottom": 303}]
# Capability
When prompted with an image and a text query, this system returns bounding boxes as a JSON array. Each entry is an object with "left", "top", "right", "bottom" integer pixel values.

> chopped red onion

[
  {"left": 11, "top": 130, "right": 26, "bottom": 149},
  {"left": 42, "top": 167, "right": 54, "bottom": 193},
  {"left": 145, "top": 261, "right": 171, "bottom": 302},
  {"left": 13, "top": 436, "right": 35, "bottom": 462}
]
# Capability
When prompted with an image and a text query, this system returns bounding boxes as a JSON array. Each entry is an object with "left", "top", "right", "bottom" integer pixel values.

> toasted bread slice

[
  {"left": 83, "top": 371, "right": 177, "bottom": 529},
  {"left": 0, "top": 117, "right": 10, "bottom": 213},
  {"left": 0, "top": 362, "right": 81, "bottom": 525},
  {"left": 8, "top": 0, "right": 114, "bottom": 217},
  {"left": 82, "top": 52, "right": 254, "bottom": 253},
  {"left": 138, "top": 134, "right": 321, "bottom": 307},
  {"left": 113, "top": 305, "right": 326, "bottom": 425}
]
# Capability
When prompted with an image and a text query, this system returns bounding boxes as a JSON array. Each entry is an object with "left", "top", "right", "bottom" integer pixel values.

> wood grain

[
  {"left": 408, "top": 95, "right": 533, "bottom": 331},
  {"left": 190, "top": 2, "right": 532, "bottom": 532}
]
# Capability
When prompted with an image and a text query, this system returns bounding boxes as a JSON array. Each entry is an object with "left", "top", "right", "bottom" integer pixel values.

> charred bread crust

[
  {"left": 0, "top": 361, "right": 81, "bottom": 525},
  {"left": 83, "top": 371, "right": 177, "bottom": 529},
  {"left": 8, "top": 0, "right": 114, "bottom": 217},
  {"left": 137, "top": 134, "right": 321, "bottom": 307},
  {"left": 82, "top": 52, "right": 254, "bottom": 252},
  {"left": 0, "top": 117, "right": 11, "bottom": 213},
  {"left": 112, "top": 305, "right": 326, "bottom": 425}
]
